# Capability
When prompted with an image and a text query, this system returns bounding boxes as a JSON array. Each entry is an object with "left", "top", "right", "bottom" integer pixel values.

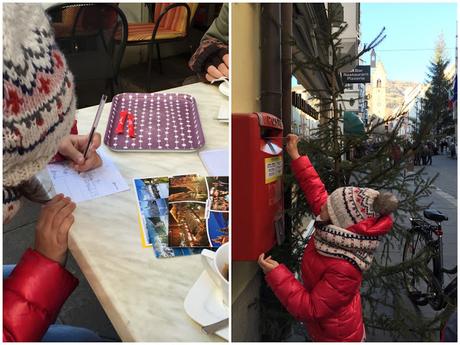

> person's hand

[
  {"left": 34, "top": 194, "right": 76, "bottom": 265},
  {"left": 286, "top": 134, "right": 300, "bottom": 160},
  {"left": 205, "top": 54, "right": 229, "bottom": 82},
  {"left": 258, "top": 253, "right": 279, "bottom": 274},
  {"left": 58, "top": 133, "right": 102, "bottom": 172}
]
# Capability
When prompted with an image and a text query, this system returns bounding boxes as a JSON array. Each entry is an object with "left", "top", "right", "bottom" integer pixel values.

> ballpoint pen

[{"left": 83, "top": 94, "right": 107, "bottom": 159}]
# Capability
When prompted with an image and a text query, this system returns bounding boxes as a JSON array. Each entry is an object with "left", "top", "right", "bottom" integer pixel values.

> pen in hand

[{"left": 82, "top": 94, "right": 107, "bottom": 160}]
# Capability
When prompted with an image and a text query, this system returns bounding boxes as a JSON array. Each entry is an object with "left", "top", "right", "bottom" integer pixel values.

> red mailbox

[{"left": 232, "top": 112, "right": 284, "bottom": 261}]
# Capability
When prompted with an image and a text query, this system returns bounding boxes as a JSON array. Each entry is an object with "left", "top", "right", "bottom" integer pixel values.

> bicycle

[{"left": 402, "top": 208, "right": 457, "bottom": 311}]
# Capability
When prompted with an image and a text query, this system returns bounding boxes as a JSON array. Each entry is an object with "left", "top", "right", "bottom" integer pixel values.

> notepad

[{"left": 47, "top": 150, "right": 129, "bottom": 203}]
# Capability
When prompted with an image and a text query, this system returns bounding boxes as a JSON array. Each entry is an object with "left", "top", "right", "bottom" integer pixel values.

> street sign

[{"left": 342, "top": 65, "right": 371, "bottom": 83}]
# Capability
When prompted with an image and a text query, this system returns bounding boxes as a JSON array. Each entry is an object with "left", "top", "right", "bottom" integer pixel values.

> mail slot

[{"left": 232, "top": 112, "right": 284, "bottom": 261}]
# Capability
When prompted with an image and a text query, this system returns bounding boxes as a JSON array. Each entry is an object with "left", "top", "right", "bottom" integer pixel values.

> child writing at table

[
  {"left": 3, "top": 4, "right": 103, "bottom": 341},
  {"left": 258, "top": 134, "right": 398, "bottom": 342}
]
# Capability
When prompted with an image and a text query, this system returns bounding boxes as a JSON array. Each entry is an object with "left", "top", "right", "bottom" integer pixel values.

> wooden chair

[{"left": 122, "top": 3, "right": 198, "bottom": 86}]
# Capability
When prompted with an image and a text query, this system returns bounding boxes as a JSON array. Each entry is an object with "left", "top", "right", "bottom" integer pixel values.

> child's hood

[{"left": 346, "top": 214, "right": 394, "bottom": 237}]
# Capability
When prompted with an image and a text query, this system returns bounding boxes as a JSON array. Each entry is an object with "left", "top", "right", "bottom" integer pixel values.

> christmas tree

[{"left": 417, "top": 35, "right": 455, "bottom": 141}]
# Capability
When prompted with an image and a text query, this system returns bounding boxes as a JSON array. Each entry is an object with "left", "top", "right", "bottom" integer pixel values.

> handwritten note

[{"left": 47, "top": 150, "right": 129, "bottom": 203}]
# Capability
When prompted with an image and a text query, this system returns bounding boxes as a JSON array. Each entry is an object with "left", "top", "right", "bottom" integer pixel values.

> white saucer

[{"left": 184, "top": 270, "right": 229, "bottom": 340}]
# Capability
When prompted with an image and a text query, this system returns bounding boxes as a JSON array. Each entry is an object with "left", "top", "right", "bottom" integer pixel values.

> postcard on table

[
  {"left": 133, "top": 176, "right": 201, "bottom": 258},
  {"left": 168, "top": 176, "right": 229, "bottom": 248},
  {"left": 206, "top": 176, "right": 229, "bottom": 247},
  {"left": 47, "top": 149, "right": 129, "bottom": 203}
]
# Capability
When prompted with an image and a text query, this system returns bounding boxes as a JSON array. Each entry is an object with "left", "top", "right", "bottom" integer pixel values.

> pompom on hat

[
  {"left": 3, "top": 4, "right": 76, "bottom": 223},
  {"left": 326, "top": 187, "right": 398, "bottom": 236}
]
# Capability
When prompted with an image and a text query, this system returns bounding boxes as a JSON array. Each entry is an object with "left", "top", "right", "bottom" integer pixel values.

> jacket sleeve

[
  {"left": 202, "top": 3, "right": 228, "bottom": 44},
  {"left": 3, "top": 249, "right": 78, "bottom": 342},
  {"left": 291, "top": 156, "right": 328, "bottom": 215},
  {"left": 188, "top": 37, "right": 228, "bottom": 79},
  {"left": 265, "top": 263, "right": 361, "bottom": 322}
]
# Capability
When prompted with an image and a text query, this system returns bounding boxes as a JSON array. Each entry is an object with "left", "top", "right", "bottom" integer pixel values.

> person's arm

[
  {"left": 3, "top": 194, "right": 78, "bottom": 342},
  {"left": 286, "top": 134, "right": 328, "bottom": 215},
  {"left": 265, "top": 263, "right": 361, "bottom": 321},
  {"left": 291, "top": 156, "right": 328, "bottom": 216},
  {"left": 188, "top": 4, "right": 228, "bottom": 82},
  {"left": 3, "top": 250, "right": 78, "bottom": 341}
]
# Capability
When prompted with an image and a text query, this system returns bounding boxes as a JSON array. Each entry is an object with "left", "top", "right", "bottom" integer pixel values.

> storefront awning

[{"left": 344, "top": 111, "right": 365, "bottom": 136}]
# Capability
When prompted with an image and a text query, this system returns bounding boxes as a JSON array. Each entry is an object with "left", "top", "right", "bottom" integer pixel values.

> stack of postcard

[{"left": 133, "top": 174, "right": 229, "bottom": 258}]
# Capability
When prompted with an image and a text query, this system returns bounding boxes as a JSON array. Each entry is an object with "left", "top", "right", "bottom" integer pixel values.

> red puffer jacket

[
  {"left": 3, "top": 249, "right": 78, "bottom": 341},
  {"left": 266, "top": 155, "right": 367, "bottom": 341}
]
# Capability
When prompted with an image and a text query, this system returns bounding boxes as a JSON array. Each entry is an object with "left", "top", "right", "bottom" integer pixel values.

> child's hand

[
  {"left": 258, "top": 253, "right": 280, "bottom": 274},
  {"left": 286, "top": 134, "right": 300, "bottom": 160},
  {"left": 58, "top": 133, "right": 103, "bottom": 172},
  {"left": 34, "top": 194, "right": 76, "bottom": 265}
]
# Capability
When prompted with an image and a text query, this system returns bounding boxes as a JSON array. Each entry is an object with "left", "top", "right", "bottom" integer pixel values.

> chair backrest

[
  {"left": 46, "top": 3, "right": 128, "bottom": 82},
  {"left": 153, "top": 3, "right": 198, "bottom": 34}
]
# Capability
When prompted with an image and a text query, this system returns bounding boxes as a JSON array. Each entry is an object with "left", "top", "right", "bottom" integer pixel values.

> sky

[{"left": 360, "top": 2, "right": 458, "bottom": 84}]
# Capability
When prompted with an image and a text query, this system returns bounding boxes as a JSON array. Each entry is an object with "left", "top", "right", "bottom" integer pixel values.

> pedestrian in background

[
  {"left": 450, "top": 141, "right": 456, "bottom": 159},
  {"left": 406, "top": 146, "right": 415, "bottom": 172},
  {"left": 421, "top": 144, "right": 429, "bottom": 165},
  {"left": 426, "top": 143, "right": 433, "bottom": 165}
]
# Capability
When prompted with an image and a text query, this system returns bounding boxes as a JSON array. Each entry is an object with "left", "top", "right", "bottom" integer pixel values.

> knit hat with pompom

[{"left": 326, "top": 187, "right": 398, "bottom": 234}]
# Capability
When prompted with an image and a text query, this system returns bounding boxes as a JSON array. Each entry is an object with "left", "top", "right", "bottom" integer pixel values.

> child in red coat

[{"left": 258, "top": 134, "right": 398, "bottom": 342}]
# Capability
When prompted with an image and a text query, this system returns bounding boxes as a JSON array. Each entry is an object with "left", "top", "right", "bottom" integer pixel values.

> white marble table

[{"left": 66, "top": 83, "right": 228, "bottom": 341}]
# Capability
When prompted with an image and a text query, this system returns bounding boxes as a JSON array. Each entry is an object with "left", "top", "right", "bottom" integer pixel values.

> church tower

[
  {"left": 370, "top": 49, "right": 376, "bottom": 68},
  {"left": 367, "top": 50, "right": 387, "bottom": 120}
]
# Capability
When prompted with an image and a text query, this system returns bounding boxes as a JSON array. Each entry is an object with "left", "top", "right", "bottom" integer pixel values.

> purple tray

[{"left": 104, "top": 92, "right": 205, "bottom": 152}]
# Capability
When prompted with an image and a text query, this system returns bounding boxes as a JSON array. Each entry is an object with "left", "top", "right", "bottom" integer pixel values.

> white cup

[{"left": 201, "top": 243, "right": 229, "bottom": 306}]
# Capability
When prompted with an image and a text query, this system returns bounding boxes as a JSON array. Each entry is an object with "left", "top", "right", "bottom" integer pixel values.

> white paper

[
  {"left": 199, "top": 149, "right": 229, "bottom": 176},
  {"left": 47, "top": 150, "right": 129, "bottom": 203},
  {"left": 217, "top": 103, "right": 229, "bottom": 122},
  {"left": 261, "top": 141, "right": 282, "bottom": 155}
]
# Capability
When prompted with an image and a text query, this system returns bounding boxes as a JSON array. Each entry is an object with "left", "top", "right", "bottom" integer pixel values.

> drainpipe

[
  {"left": 260, "top": 4, "right": 282, "bottom": 117},
  {"left": 281, "top": 4, "right": 293, "bottom": 239},
  {"left": 281, "top": 3, "right": 292, "bottom": 135}
]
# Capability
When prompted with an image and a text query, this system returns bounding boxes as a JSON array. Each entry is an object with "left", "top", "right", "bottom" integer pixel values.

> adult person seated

[
  {"left": 4, "top": 4, "right": 103, "bottom": 341},
  {"left": 188, "top": 4, "right": 229, "bottom": 82}
]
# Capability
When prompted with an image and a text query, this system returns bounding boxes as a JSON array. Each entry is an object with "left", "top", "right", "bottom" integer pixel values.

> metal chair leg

[
  {"left": 110, "top": 79, "right": 115, "bottom": 98},
  {"left": 156, "top": 43, "right": 162, "bottom": 74},
  {"left": 105, "top": 78, "right": 115, "bottom": 99},
  {"left": 147, "top": 44, "right": 154, "bottom": 90}
]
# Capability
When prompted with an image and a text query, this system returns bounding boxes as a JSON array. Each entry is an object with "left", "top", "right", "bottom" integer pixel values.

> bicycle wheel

[{"left": 402, "top": 230, "right": 446, "bottom": 310}]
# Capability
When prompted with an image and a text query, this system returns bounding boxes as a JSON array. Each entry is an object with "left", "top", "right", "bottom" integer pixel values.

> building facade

[{"left": 291, "top": 85, "right": 319, "bottom": 137}]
